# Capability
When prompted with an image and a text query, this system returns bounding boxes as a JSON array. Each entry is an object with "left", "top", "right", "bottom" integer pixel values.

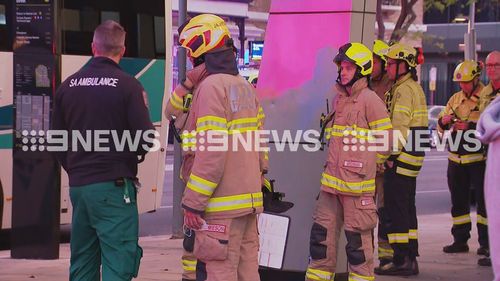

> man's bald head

[
  {"left": 485, "top": 50, "right": 500, "bottom": 83},
  {"left": 92, "top": 20, "right": 126, "bottom": 59},
  {"left": 486, "top": 51, "right": 500, "bottom": 64}
]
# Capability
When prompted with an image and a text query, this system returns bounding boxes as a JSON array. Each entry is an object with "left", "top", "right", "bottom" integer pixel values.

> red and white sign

[{"left": 201, "top": 223, "right": 227, "bottom": 234}]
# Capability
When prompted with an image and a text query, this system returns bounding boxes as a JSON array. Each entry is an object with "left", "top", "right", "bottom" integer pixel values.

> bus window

[
  {"left": 61, "top": 6, "right": 95, "bottom": 56},
  {"left": 61, "top": 0, "right": 165, "bottom": 59},
  {"left": 138, "top": 14, "right": 155, "bottom": 58},
  {"left": 154, "top": 16, "right": 166, "bottom": 57},
  {"left": 0, "top": 5, "right": 6, "bottom": 25},
  {"left": 0, "top": 0, "right": 12, "bottom": 51},
  {"left": 101, "top": 11, "right": 120, "bottom": 23},
  {"left": 81, "top": 8, "right": 99, "bottom": 32},
  {"left": 62, "top": 9, "right": 80, "bottom": 31}
]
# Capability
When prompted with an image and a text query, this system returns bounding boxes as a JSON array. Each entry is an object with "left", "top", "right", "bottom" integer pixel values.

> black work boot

[
  {"left": 375, "top": 257, "right": 413, "bottom": 276},
  {"left": 411, "top": 258, "right": 419, "bottom": 275},
  {"left": 478, "top": 257, "right": 492, "bottom": 267},
  {"left": 477, "top": 246, "right": 489, "bottom": 256},
  {"left": 378, "top": 258, "right": 392, "bottom": 268},
  {"left": 443, "top": 242, "right": 469, "bottom": 253}
]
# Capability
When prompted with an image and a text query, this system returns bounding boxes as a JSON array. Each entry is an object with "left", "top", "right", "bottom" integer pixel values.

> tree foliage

[{"left": 376, "top": 0, "right": 498, "bottom": 42}]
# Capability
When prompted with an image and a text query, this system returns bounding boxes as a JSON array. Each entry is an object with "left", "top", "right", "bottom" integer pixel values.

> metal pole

[
  {"left": 237, "top": 18, "right": 246, "bottom": 63},
  {"left": 464, "top": 1, "right": 476, "bottom": 60},
  {"left": 171, "top": 0, "right": 187, "bottom": 239}
]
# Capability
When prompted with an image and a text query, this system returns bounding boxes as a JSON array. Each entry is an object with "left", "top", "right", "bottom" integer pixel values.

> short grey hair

[{"left": 92, "top": 20, "right": 126, "bottom": 56}]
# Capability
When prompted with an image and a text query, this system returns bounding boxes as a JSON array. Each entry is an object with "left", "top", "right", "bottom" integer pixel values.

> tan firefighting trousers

[
  {"left": 306, "top": 191, "right": 377, "bottom": 281},
  {"left": 194, "top": 214, "right": 259, "bottom": 281}
]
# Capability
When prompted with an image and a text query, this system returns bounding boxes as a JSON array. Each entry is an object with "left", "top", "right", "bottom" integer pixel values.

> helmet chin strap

[
  {"left": 394, "top": 61, "right": 410, "bottom": 82},
  {"left": 463, "top": 79, "right": 479, "bottom": 97},
  {"left": 470, "top": 79, "right": 479, "bottom": 96},
  {"left": 395, "top": 61, "right": 401, "bottom": 81},
  {"left": 193, "top": 54, "right": 205, "bottom": 67},
  {"left": 373, "top": 55, "right": 386, "bottom": 81},
  {"left": 337, "top": 69, "right": 363, "bottom": 88},
  {"left": 377, "top": 65, "right": 387, "bottom": 80}
]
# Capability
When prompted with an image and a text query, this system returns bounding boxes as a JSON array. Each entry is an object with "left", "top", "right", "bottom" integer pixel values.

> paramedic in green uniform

[{"left": 51, "top": 20, "right": 154, "bottom": 281}]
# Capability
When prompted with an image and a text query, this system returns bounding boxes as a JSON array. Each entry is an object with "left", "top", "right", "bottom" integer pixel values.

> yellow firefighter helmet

[
  {"left": 373, "top": 39, "right": 390, "bottom": 65},
  {"left": 386, "top": 42, "right": 423, "bottom": 68},
  {"left": 178, "top": 14, "right": 231, "bottom": 58},
  {"left": 334, "top": 42, "right": 373, "bottom": 76},
  {"left": 453, "top": 60, "right": 482, "bottom": 82}
]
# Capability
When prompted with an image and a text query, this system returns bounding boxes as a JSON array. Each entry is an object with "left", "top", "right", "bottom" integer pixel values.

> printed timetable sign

[
  {"left": 14, "top": 0, "right": 54, "bottom": 54},
  {"left": 13, "top": 53, "right": 54, "bottom": 146}
]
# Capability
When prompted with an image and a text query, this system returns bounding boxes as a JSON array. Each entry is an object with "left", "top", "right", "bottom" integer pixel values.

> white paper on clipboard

[{"left": 258, "top": 213, "right": 290, "bottom": 269}]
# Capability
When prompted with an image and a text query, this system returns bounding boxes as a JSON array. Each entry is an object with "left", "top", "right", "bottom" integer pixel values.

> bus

[{"left": 0, "top": 0, "right": 171, "bottom": 230}]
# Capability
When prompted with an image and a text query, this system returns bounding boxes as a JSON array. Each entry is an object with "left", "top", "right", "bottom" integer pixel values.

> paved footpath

[{"left": 0, "top": 213, "right": 494, "bottom": 281}]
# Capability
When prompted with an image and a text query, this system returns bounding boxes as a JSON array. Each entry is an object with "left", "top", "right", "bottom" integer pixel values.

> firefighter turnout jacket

[
  {"left": 181, "top": 72, "right": 266, "bottom": 220},
  {"left": 322, "top": 77, "right": 392, "bottom": 196},
  {"left": 385, "top": 73, "right": 429, "bottom": 178},
  {"left": 479, "top": 82, "right": 500, "bottom": 113},
  {"left": 438, "top": 83, "right": 485, "bottom": 165}
]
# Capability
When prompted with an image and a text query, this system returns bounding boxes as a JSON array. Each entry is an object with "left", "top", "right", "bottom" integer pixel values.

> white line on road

[
  {"left": 416, "top": 189, "right": 448, "bottom": 194},
  {"left": 165, "top": 164, "right": 173, "bottom": 171},
  {"left": 424, "top": 157, "right": 448, "bottom": 162},
  {"left": 159, "top": 205, "right": 173, "bottom": 209},
  {"left": 134, "top": 60, "right": 156, "bottom": 79}
]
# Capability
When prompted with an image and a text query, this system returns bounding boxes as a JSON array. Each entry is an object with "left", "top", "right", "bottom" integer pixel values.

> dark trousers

[
  {"left": 447, "top": 161, "right": 488, "bottom": 247},
  {"left": 384, "top": 166, "right": 419, "bottom": 265}
]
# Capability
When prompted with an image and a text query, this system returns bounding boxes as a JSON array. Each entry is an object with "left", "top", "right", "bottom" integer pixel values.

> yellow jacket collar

[{"left": 393, "top": 73, "right": 412, "bottom": 88}]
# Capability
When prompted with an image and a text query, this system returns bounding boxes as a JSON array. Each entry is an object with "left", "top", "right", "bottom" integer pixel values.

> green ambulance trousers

[{"left": 69, "top": 179, "right": 142, "bottom": 281}]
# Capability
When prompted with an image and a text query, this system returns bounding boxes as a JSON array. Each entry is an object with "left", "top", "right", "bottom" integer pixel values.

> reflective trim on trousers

[
  {"left": 388, "top": 233, "right": 409, "bottom": 244},
  {"left": 378, "top": 247, "right": 394, "bottom": 258},
  {"left": 305, "top": 268, "right": 335, "bottom": 281},
  {"left": 396, "top": 166, "right": 419, "bottom": 177},
  {"left": 453, "top": 214, "right": 472, "bottom": 225},
  {"left": 182, "top": 259, "right": 197, "bottom": 272},
  {"left": 448, "top": 153, "right": 485, "bottom": 164},
  {"left": 409, "top": 229, "right": 418, "bottom": 240},
  {"left": 477, "top": 214, "right": 488, "bottom": 226},
  {"left": 348, "top": 272, "right": 375, "bottom": 281}
]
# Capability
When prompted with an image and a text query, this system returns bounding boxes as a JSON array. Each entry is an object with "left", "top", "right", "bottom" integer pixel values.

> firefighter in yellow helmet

[
  {"left": 438, "top": 60, "right": 488, "bottom": 259},
  {"left": 375, "top": 43, "right": 428, "bottom": 276},
  {"left": 177, "top": 14, "right": 267, "bottom": 281},
  {"left": 371, "top": 40, "right": 394, "bottom": 100},
  {"left": 370, "top": 40, "right": 395, "bottom": 268},
  {"left": 305, "top": 42, "right": 392, "bottom": 281}
]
